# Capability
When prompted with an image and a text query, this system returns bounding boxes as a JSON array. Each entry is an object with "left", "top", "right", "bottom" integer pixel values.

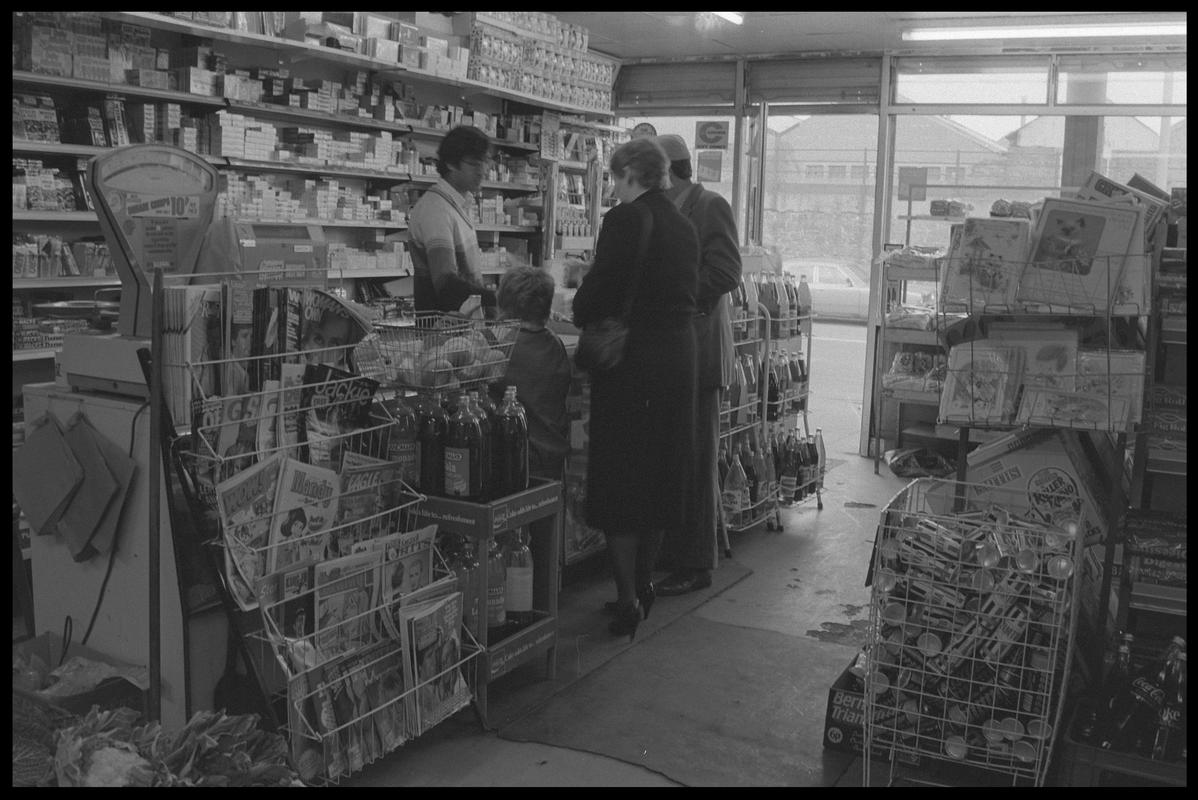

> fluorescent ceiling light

[
  {"left": 903, "top": 22, "right": 1186, "bottom": 41},
  {"left": 713, "top": 12, "right": 744, "bottom": 25}
]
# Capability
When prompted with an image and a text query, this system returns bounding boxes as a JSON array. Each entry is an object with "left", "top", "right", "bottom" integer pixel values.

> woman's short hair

[
  {"left": 609, "top": 138, "right": 670, "bottom": 191},
  {"left": 437, "top": 125, "right": 491, "bottom": 178},
  {"left": 498, "top": 266, "right": 556, "bottom": 323}
]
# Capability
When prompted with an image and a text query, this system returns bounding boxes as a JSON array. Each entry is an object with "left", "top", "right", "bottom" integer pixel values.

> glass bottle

[
  {"left": 717, "top": 442, "right": 729, "bottom": 491},
  {"left": 793, "top": 433, "right": 808, "bottom": 502},
  {"left": 444, "top": 392, "right": 484, "bottom": 501},
  {"left": 1100, "top": 656, "right": 1169, "bottom": 752},
  {"left": 729, "top": 355, "right": 747, "bottom": 427},
  {"left": 454, "top": 538, "right": 482, "bottom": 643},
  {"left": 755, "top": 438, "right": 775, "bottom": 511},
  {"left": 778, "top": 433, "right": 798, "bottom": 502},
  {"left": 795, "top": 353, "right": 809, "bottom": 411},
  {"left": 1150, "top": 651, "right": 1186, "bottom": 761},
  {"left": 740, "top": 354, "right": 758, "bottom": 424},
  {"left": 416, "top": 392, "right": 447, "bottom": 495},
  {"left": 738, "top": 441, "right": 757, "bottom": 507},
  {"left": 486, "top": 537, "right": 508, "bottom": 642},
  {"left": 495, "top": 385, "right": 529, "bottom": 496},
  {"left": 503, "top": 526, "right": 535, "bottom": 628},
  {"left": 386, "top": 392, "right": 419, "bottom": 489},
  {"left": 814, "top": 428, "right": 828, "bottom": 491},
  {"left": 722, "top": 452, "right": 749, "bottom": 529},
  {"left": 1084, "top": 641, "right": 1133, "bottom": 743},
  {"left": 765, "top": 353, "right": 782, "bottom": 422},
  {"left": 806, "top": 434, "right": 820, "bottom": 495},
  {"left": 468, "top": 391, "right": 493, "bottom": 501}
]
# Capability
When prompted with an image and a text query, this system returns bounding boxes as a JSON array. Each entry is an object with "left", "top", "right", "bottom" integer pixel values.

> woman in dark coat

[{"left": 572, "top": 136, "right": 699, "bottom": 640}]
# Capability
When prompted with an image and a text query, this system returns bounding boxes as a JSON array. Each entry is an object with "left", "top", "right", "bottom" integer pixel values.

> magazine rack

[
  {"left": 407, "top": 477, "right": 563, "bottom": 729},
  {"left": 863, "top": 478, "right": 1085, "bottom": 787},
  {"left": 150, "top": 271, "right": 489, "bottom": 785}
]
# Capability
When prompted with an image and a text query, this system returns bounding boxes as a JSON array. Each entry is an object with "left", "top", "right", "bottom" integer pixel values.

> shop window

[{"left": 806, "top": 164, "right": 826, "bottom": 180}]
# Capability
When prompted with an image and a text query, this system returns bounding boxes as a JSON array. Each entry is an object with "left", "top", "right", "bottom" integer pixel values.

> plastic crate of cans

[
  {"left": 863, "top": 478, "right": 1086, "bottom": 787},
  {"left": 371, "top": 312, "right": 519, "bottom": 392}
]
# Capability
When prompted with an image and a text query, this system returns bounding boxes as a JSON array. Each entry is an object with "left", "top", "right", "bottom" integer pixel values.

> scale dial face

[{"left": 94, "top": 146, "right": 216, "bottom": 218}]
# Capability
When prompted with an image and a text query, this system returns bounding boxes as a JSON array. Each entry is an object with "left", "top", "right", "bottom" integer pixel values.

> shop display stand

[
  {"left": 407, "top": 478, "right": 561, "bottom": 729},
  {"left": 375, "top": 313, "right": 562, "bottom": 731},
  {"left": 721, "top": 304, "right": 780, "bottom": 533},
  {"left": 863, "top": 478, "right": 1085, "bottom": 787}
]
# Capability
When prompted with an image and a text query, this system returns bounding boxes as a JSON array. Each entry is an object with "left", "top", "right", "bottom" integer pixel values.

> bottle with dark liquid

[
  {"left": 793, "top": 433, "right": 808, "bottom": 501},
  {"left": 1150, "top": 651, "right": 1186, "bottom": 761},
  {"left": 486, "top": 537, "right": 507, "bottom": 642},
  {"left": 386, "top": 392, "right": 419, "bottom": 489},
  {"left": 416, "top": 391, "right": 447, "bottom": 495},
  {"left": 778, "top": 433, "right": 798, "bottom": 502},
  {"left": 814, "top": 428, "right": 827, "bottom": 491},
  {"left": 494, "top": 385, "right": 529, "bottom": 496},
  {"left": 806, "top": 433, "right": 820, "bottom": 495},
  {"left": 765, "top": 354, "right": 782, "bottom": 422},
  {"left": 444, "top": 392, "right": 484, "bottom": 500},
  {"left": 468, "top": 391, "right": 493, "bottom": 501},
  {"left": 453, "top": 538, "right": 482, "bottom": 642}
]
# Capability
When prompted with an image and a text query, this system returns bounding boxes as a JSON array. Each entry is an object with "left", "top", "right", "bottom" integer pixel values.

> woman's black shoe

[
  {"left": 608, "top": 600, "right": 643, "bottom": 641},
  {"left": 604, "top": 582, "right": 656, "bottom": 619}
]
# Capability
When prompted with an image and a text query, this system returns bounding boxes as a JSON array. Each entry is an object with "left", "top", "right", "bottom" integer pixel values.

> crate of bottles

[
  {"left": 1057, "top": 707, "right": 1187, "bottom": 786},
  {"left": 863, "top": 478, "right": 1087, "bottom": 786},
  {"left": 374, "top": 312, "right": 519, "bottom": 392}
]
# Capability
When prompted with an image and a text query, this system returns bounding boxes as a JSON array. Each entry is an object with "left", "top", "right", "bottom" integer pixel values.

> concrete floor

[{"left": 341, "top": 321, "right": 922, "bottom": 787}]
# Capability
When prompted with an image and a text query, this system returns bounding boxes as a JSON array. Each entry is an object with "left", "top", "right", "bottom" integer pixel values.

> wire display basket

[
  {"left": 863, "top": 478, "right": 1085, "bottom": 787},
  {"left": 372, "top": 312, "right": 520, "bottom": 393}
]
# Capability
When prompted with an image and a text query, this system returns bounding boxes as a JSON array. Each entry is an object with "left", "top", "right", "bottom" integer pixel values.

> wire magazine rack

[
  {"left": 863, "top": 478, "right": 1086, "bottom": 787},
  {"left": 158, "top": 282, "right": 487, "bottom": 785}
]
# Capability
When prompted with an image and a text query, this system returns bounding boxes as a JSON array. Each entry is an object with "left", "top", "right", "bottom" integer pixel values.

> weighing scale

[{"left": 59, "top": 144, "right": 219, "bottom": 396}]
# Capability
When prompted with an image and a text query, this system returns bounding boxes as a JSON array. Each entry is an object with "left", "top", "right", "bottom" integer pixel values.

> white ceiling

[{"left": 554, "top": 11, "right": 1188, "bottom": 62}]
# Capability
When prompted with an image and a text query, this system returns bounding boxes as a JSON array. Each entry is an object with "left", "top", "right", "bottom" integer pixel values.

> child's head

[{"left": 498, "top": 266, "right": 555, "bottom": 324}]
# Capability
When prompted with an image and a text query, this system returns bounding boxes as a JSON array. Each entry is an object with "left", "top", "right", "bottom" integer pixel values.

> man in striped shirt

[{"left": 408, "top": 125, "right": 498, "bottom": 314}]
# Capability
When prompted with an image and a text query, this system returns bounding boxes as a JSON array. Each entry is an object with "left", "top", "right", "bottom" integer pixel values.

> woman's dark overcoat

[{"left": 572, "top": 189, "right": 699, "bottom": 533}]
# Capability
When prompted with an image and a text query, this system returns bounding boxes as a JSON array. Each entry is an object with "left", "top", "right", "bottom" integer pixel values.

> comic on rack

[
  {"left": 300, "top": 363, "right": 380, "bottom": 471},
  {"left": 398, "top": 590, "right": 472, "bottom": 737},
  {"left": 332, "top": 452, "right": 406, "bottom": 557},
  {"left": 269, "top": 456, "right": 341, "bottom": 575},
  {"left": 214, "top": 452, "right": 284, "bottom": 611},
  {"left": 362, "top": 524, "right": 438, "bottom": 641},
  {"left": 314, "top": 549, "right": 380, "bottom": 664}
]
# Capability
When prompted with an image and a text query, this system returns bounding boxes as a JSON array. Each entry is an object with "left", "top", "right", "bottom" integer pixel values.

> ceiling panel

[{"left": 555, "top": 11, "right": 1186, "bottom": 62}]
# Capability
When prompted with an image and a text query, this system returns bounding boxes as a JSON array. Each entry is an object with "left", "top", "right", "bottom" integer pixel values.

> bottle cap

[{"left": 943, "top": 735, "right": 968, "bottom": 759}]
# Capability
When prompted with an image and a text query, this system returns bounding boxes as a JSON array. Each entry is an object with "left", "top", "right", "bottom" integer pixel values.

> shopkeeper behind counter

[{"left": 408, "top": 125, "right": 498, "bottom": 316}]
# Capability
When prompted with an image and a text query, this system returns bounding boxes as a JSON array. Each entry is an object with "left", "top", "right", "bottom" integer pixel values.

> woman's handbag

[{"left": 575, "top": 205, "right": 653, "bottom": 373}]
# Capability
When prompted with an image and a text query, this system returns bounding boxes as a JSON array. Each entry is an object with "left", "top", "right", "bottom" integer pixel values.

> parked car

[{"left": 784, "top": 260, "right": 871, "bottom": 322}]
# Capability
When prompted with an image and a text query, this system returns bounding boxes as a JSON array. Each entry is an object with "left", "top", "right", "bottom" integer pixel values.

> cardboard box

[
  {"left": 954, "top": 428, "right": 1111, "bottom": 546},
  {"left": 822, "top": 655, "right": 921, "bottom": 765}
]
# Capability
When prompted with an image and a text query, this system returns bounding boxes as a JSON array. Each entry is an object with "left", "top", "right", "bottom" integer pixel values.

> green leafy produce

[{"left": 50, "top": 707, "right": 299, "bottom": 787}]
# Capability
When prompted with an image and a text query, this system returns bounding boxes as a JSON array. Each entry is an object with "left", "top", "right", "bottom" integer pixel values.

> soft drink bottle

[
  {"left": 1150, "top": 651, "right": 1186, "bottom": 761},
  {"left": 445, "top": 392, "right": 485, "bottom": 501},
  {"left": 765, "top": 355, "right": 782, "bottom": 422},
  {"left": 814, "top": 428, "right": 827, "bottom": 491},
  {"left": 416, "top": 391, "right": 448, "bottom": 495},
  {"left": 806, "top": 434, "right": 820, "bottom": 494},
  {"left": 503, "top": 527, "right": 535, "bottom": 628},
  {"left": 386, "top": 392, "right": 419, "bottom": 489},
  {"left": 755, "top": 440, "right": 775, "bottom": 510},
  {"left": 797, "top": 274, "right": 812, "bottom": 336},
  {"left": 495, "top": 385, "right": 529, "bottom": 496},
  {"left": 793, "top": 434, "right": 808, "bottom": 501},
  {"left": 486, "top": 537, "right": 508, "bottom": 642},
  {"left": 741, "top": 442, "right": 759, "bottom": 506},
  {"left": 467, "top": 391, "right": 493, "bottom": 500},
  {"left": 778, "top": 433, "right": 797, "bottom": 503},
  {"left": 740, "top": 354, "right": 758, "bottom": 424},
  {"left": 722, "top": 452, "right": 749, "bottom": 528},
  {"left": 454, "top": 538, "right": 483, "bottom": 642}
]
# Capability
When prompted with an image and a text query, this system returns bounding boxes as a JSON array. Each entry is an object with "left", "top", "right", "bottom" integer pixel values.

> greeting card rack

[
  {"left": 863, "top": 478, "right": 1086, "bottom": 787},
  {"left": 148, "top": 271, "right": 485, "bottom": 786}
]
